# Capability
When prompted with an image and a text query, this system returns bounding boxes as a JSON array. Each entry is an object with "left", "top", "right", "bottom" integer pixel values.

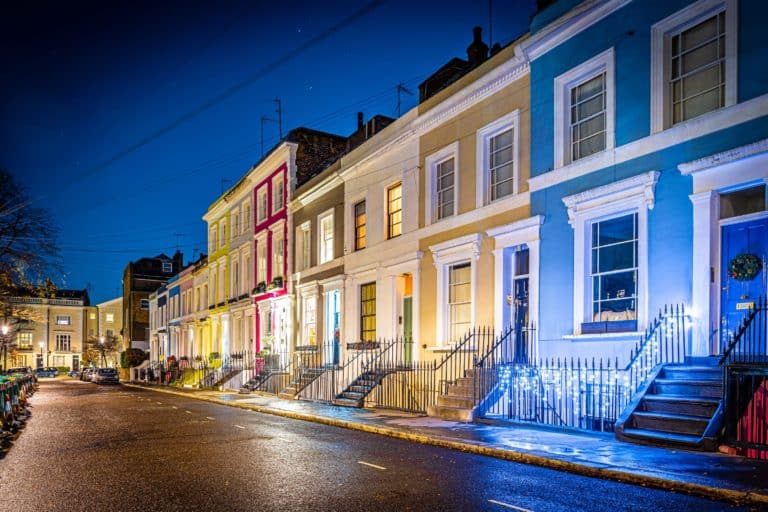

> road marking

[
  {"left": 172, "top": 406, "right": 178, "bottom": 410},
  {"left": 488, "top": 499, "right": 532, "bottom": 512},
  {"left": 357, "top": 461, "right": 386, "bottom": 470},
  {"left": 234, "top": 424, "right": 246, "bottom": 429},
  {"left": 206, "top": 416, "right": 215, "bottom": 421},
  {"left": 156, "top": 401, "right": 163, "bottom": 405},
  {"left": 185, "top": 410, "right": 192, "bottom": 414}
]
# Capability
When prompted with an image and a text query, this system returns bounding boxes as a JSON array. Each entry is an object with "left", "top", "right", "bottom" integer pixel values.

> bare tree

[{"left": 86, "top": 334, "right": 121, "bottom": 368}]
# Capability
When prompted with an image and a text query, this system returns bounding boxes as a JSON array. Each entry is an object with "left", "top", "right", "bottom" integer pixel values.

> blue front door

[{"left": 720, "top": 217, "right": 768, "bottom": 351}]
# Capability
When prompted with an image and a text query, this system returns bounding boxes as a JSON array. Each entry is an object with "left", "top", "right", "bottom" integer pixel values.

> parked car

[
  {"left": 35, "top": 367, "right": 59, "bottom": 378},
  {"left": 80, "top": 367, "right": 95, "bottom": 382},
  {"left": 67, "top": 369, "right": 80, "bottom": 378},
  {"left": 5, "top": 366, "right": 34, "bottom": 376},
  {"left": 92, "top": 368, "right": 119, "bottom": 384}
]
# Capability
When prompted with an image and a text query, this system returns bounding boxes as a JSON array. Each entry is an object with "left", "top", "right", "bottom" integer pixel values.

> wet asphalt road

[{"left": 0, "top": 379, "right": 754, "bottom": 512}]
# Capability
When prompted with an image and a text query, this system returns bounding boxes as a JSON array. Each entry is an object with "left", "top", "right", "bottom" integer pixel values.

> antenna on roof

[
  {"left": 173, "top": 233, "right": 184, "bottom": 252},
  {"left": 396, "top": 83, "right": 413, "bottom": 117}
]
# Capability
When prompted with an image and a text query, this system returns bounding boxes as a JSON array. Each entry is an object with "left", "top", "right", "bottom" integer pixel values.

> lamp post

[
  {"left": 99, "top": 336, "right": 105, "bottom": 368},
  {"left": 38, "top": 341, "right": 44, "bottom": 369},
  {"left": 1, "top": 324, "right": 9, "bottom": 372}
]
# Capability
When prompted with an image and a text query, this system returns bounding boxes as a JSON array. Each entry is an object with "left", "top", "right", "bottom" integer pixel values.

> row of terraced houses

[{"left": 142, "top": 0, "right": 768, "bottom": 455}]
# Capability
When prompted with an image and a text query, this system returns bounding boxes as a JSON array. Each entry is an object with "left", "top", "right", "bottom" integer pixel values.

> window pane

[
  {"left": 591, "top": 214, "right": 638, "bottom": 323},
  {"left": 514, "top": 248, "right": 530, "bottom": 276},
  {"left": 720, "top": 185, "right": 767, "bottom": 219},
  {"left": 489, "top": 128, "right": 515, "bottom": 200}
]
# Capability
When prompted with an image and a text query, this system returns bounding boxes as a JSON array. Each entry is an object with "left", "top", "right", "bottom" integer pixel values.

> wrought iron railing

[
  {"left": 720, "top": 297, "right": 767, "bottom": 366},
  {"left": 477, "top": 305, "right": 689, "bottom": 432},
  {"left": 720, "top": 297, "right": 767, "bottom": 458}
]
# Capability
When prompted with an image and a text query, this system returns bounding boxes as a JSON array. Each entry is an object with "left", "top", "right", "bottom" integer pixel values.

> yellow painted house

[
  {"left": 414, "top": 33, "right": 539, "bottom": 361},
  {"left": 203, "top": 200, "right": 230, "bottom": 357}
]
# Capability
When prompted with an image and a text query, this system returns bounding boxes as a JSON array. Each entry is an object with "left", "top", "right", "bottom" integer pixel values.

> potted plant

[
  {"left": 268, "top": 276, "right": 284, "bottom": 290},
  {"left": 252, "top": 282, "right": 267, "bottom": 295}
]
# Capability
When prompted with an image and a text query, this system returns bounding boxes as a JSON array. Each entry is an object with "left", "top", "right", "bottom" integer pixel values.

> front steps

[
  {"left": 278, "top": 368, "right": 325, "bottom": 400},
  {"left": 427, "top": 368, "right": 495, "bottom": 422},
  {"left": 332, "top": 370, "right": 390, "bottom": 407},
  {"left": 616, "top": 361, "right": 723, "bottom": 450}
]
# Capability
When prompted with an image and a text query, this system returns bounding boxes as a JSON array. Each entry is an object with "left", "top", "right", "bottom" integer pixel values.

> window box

[
  {"left": 581, "top": 320, "right": 638, "bottom": 334},
  {"left": 253, "top": 282, "right": 267, "bottom": 295},
  {"left": 268, "top": 276, "right": 284, "bottom": 290}
]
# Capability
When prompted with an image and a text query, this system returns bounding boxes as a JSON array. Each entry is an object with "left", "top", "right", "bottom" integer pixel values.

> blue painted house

[{"left": 522, "top": 0, "right": 768, "bottom": 362}]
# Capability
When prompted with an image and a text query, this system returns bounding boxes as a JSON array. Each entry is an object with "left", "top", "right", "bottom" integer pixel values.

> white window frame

[
  {"left": 430, "top": 233, "right": 481, "bottom": 347},
  {"left": 563, "top": 171, "right": 659, "bottom": 336},
  {"left": 318, "top": 209, "right": 335, "bottom": 265},
  {"left": 219, "top": 220, "right": 226, "bottom": 249},
  {"left": 476, "top": 110, "right": 520, "bottom": 207},
  {"left": 55, "top": 315, "right": 71, "bottom": 326},
  {"left": 55, "top": 333, "right": 71, "bottom": 352},
  {"left": 272, "top": 174, "right": 285, "bottom": 214},
  {"left": 257, "top": 187, "right": 268, "bottom": 224},
  {"left": 271, "top": 229, "right": 284, "bottom": 281},
  {"left": 651, "top": 0, "right": 737, "bottom": 134},
  {"left": 296, "top": 221, "right": 311, "bottom": 271},
  {"left": 231, "top": 207, "right": 240, "bottom": 239},
  {"left": 425, "top": 141, "right": 460, "bottom": 225},
  {"left": 256, "top": 234, "right": 268, "bottom": 285},
  {"left": 447, "top": 262, "right": 472, "bottom": 342},
  {"left": 302, "top": 295, "right": 317, "bottom": 346},
  {"left": 386, "top": 182, "right": 403, "bottom": 239},
  {"left": 554, "top": 48, "right": 615, "bottom": 169}
]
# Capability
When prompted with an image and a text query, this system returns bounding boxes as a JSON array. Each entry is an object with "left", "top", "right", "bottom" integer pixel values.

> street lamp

[
  {"left": 38, "top": 341, "right": 44, "bottom": 369},
  {"left": 1, "top": 324, "right": 9, "bottom": 372},
  {"left": 99, "top": 336, "right": 105, "bottom": 367}
]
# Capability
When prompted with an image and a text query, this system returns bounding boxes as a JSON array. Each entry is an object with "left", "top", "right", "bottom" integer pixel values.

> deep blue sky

[{"left": 1, "top": 0, "right": 536, "bottom": 304}]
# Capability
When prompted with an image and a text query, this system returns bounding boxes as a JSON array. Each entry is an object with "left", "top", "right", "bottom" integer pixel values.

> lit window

[
  {"left": 257, "top": 240, "right": 267, "bottom": 284},
  {"left": 387, "top": 183, "right": 402, "bottom": 239},
  {"left": 55, "top": 334, "right": 71, "bottom": 352},
  {"left": 55, "top": 315, "right": 71, "bottom": 326},
  {"left": 272, "top": 231, "right": 284, "bottom": 281},
  {"left": 16, "top": 332, "right": 32, "bottom": 349},
  {"left": 106, "top": 313, "right": 114, "bottom": 323},
  {"left": 303, "top": 297, "right": 317, "bottom": 346},
  {"left": 319, "top": 210, "right": 334, "bottom": 264},
  {"left": 590, "top": 214, "right": 638, "bottom": 324},
  {"left": 448, "top": 263, "right": 472, "bottom": 341},
  {"left": 141, "top": 299, "right": 149, "bottom": 310},
  {"left": 360, "top": 282, "right": 376, "bottom": 342},
  {"left": 570, "top": 73, "right": 607, "bottom": 162},
  {"left": 354, "top": 201, "right": 366, "bottom": 251}
]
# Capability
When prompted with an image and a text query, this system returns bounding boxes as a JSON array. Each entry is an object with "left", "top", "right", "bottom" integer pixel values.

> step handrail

[{"left": 719, "top": 296, "right": 767, "bottom": 366}]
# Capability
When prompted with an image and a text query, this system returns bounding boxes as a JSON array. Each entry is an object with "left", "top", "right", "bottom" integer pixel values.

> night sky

[{"left": 1, "top": 0, "right": 536, "bottom": 304}]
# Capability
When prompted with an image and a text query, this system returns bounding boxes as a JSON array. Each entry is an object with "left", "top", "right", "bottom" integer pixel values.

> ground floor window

[
  {"left": 448, "top": 263, "right": 471, "bottom": 341},
  {"left": 590, "top": 213, "right": 638, "bottom": 323},
  {"left": 303, "top": 297, "right": 317, "bottom": 346},
  {"left": 55, "top": 334, "right": 71, "bottom": 352},
  {"left": 360, "top": 283, "right": 376, "bottom": 342}
]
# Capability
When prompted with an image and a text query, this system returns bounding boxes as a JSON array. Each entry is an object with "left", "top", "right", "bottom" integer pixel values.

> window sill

[{"left": 563, "top": 332, "right": 644, "bottom": 342}]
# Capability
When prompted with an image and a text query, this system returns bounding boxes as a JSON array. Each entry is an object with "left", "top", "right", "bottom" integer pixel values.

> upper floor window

[
  {"left": 16, "top": 332, "right": 32, "bottom": 349},
  {"left": 243, "top": 202, "right": 252, "bottom": 230},
  {"left": 55, "top": 333, "right": 71, "bottom": 352},
  {"left": 55, "top": 315, "right": 71, "bottom": 326},
  {"left": 554, "top": 48, "right": 615, "bottom": 168},
  {"left": 319, "top": 210, "right": 334, "bottom": 264},
  {"left": 426, "top": 142, "right": 458, "bottom": 223},
  {"left": 219, "top": 221, "right": 226, "bottom": 249},
  {"left": 296, "top": 222, "right": 311, "bottom": 271},
  {"left": 257, "top": 187, "right": 268, "bottom": 223},
  {"left": 354, "top": 201, "right": 366, "bottom": 251},
  {"left": 140, "top": 299, "right": 149, "bottom": 310},
  {"left": 387, "top": 183, "right": 402, "bottom": 239},
  {"left": 231, "top": 209, "right": 240, "bottom": 239},
  {"left": 106, "top": 313, "right": 114, "bottom": 323},
  {"left": 162, "top": 261, "right": 172, "bottom": 273},
  {"left": 209, "top": 228, "right": 217, "bottom": 254},
  {"left": 651, "top": 0, "right": 736, "bottom": 133},
  {"left": 272, "top": 175, "right": 285, "bottom": 213}
]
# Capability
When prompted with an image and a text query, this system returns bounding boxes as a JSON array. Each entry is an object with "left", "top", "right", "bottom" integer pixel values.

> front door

[
  {"left": 403, "top": 296, "right": 413, "bottom": 364},
  {"left": 512, "top": 248, "right": 530, "bottom": 362},
  {"left": 720, "top": 216, "right": 768, "bottom": 352}
]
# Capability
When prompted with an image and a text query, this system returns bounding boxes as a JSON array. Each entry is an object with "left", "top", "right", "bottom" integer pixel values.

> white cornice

[
  {"left": 412, "top": 57, "right": 529, "bottom": 137},
  {"left": 486, "top": 215, "right": 544, "bottom": 246},
  {"left": 678, "top": 138, "right": 768, "bottom": 175},
  {"left": 430, "top": 233, "right": 482, "bottom": 266},
  {"left": 521, "top": 0, "right": 632, "bottom": 61},
  {"left": 529, "top": 93, "right": 768, "bottom": 192},
  {"left": 562, "top": 171, "right": 660, "bottom": 225},
  {"left": 290, "top": 174, "right": 344, "bottom": 211}
]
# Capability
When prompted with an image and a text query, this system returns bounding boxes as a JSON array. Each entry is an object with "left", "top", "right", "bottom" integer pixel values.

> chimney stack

[
  {"left": 357, "top": 112, "right": 364, "bottom": 130},
  {"left": 466, "top": 26, "right": 489, "bottom": 68}
]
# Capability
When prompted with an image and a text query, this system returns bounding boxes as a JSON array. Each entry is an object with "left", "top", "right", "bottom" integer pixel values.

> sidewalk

[{"left": 123, "top": 383, "right": 768, "bottom": 506}]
